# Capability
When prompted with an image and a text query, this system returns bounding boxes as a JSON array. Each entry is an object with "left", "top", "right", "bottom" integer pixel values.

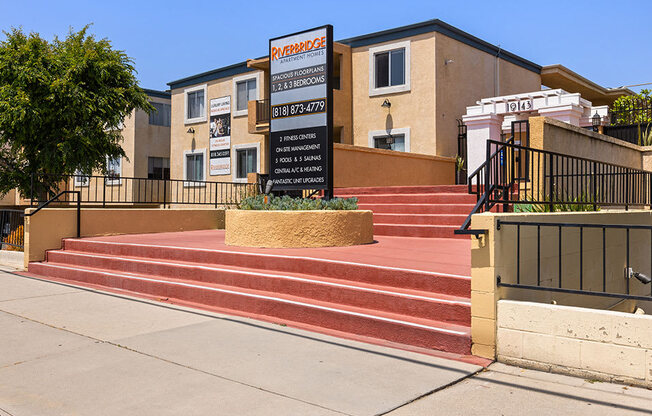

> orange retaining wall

[{"left": 333, "top": 143, "right": 455, "bottom": 188}]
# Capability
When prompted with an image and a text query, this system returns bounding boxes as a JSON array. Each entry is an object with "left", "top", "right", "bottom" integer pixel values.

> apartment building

[{"left": 167, "top": 19, "right": 542, "bottom": 185}]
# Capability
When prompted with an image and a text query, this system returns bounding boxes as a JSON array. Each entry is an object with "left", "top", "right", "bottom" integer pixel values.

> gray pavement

[
  {"left": 1, "top": 268, "right": 651, "bottom": 416},
  {"left": 0, "top": 269, "right": 479, "bottom": 416}
]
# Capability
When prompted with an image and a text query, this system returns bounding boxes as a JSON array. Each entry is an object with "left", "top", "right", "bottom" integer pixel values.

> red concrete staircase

[
  {"left": 27, "top": 235, "right": 472, "bottom": 356},
  {"left": 335, "top": 185, "right": 475, "bottom": 239}
]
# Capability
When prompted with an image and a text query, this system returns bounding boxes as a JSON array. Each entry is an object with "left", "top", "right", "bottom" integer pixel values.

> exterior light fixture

[
  {"left": 187, "top": 127, "right": 195, "bottom": 134},
  {"left": 381, "top": 99, "right": 391, "bottom": 109},
  {"left": 445, "top": 59, "right": 454, "bottom": 65},
  {"left": 592, "top": 112, "right": 601, "bottom": 132},
  {"left": 385, "top": 135, "right": 394, "bottom": 145}
]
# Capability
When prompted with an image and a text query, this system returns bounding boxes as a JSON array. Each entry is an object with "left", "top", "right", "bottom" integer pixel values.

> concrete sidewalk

[
  {"left": 0, "top": 268, "right": 479, "bottom": 415},
  {"left": 1, "top": 268, "right": 651, "bottom": 415}
]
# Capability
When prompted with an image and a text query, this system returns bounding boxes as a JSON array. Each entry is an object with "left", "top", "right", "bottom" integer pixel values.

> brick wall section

[{"left": 497, "top": 300, "right": 652, "bottom": 387}]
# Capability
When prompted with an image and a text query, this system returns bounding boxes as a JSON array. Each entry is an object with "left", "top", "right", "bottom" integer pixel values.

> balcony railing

[{"left": 256, "top": 99, "right": 270, "bottom": 125}]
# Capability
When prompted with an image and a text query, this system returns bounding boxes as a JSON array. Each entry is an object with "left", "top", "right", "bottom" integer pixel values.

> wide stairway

[
  {"left": 27, "top": 232, "right": 472, "bottom": 356},
  {"left": 335, "top": 185, "right": 475, "bottom": 239}
]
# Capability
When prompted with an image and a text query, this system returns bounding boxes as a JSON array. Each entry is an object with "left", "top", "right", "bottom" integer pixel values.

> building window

[
  {"left": 184, "top": 84, "right": 207, "bottom": 124},
  {"left": 373, "top": 134, "right": 405, "bottom": 151},
  {"left": 74, "top": 170, "right": 90, "bottom": 187},
  {"left": 233, "top": 73, "right": 260, "bottom": 117},
  {"left": 236, "top": 147, "right": 257, "bottom": 180},
  {"left": 232, "top": 143, "right": 260, "bottom": 182},
  {"left": 184, "top": 149, "right": 205, "bottom": 185},
  {"left": 106, "top": 156, "right": 122, "bottom": 185},
  {"left": 375, "top": 49, "right": 405, "bottom": 88},
  {"left": 148, "top": 157, "right": 170, "bottom": 180},
  {"left": 368, "top": 128, "right": 411, "bottom": 152},
  {"left": 149, "top": 102, "right": 171, "bottom": 126},
  {"left": 369, "top": 40, "right": 411, "bottom": 96}
]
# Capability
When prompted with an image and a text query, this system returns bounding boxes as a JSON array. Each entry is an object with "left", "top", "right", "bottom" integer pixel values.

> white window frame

[
  {"left": 73, "top": 170, "right": 90, "bottom": 187},
  {"left": 105, "top": 156, "right": 122, "bottom": 186},
  {"left": 368, "top": 40, "right": 411, "bottom": 97},
  {"left": 184, "top": 84, "right": 207, "bottom": 124},
  {"left": 232, "top": 142, "right": 261, "bottom": 183},
  {"left": 183, "top": 148, "right": 207, "bottom": 187},
  {"left": 232, "top": 73, "right": 261, "bottom": 117},
  {"left": 368, "top": 127, "right": 411, "bottom": 152}
]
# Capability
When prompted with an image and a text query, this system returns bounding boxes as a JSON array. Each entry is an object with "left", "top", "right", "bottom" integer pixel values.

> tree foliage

[
  {"left": 611, "top": 89, "right": 652, "bottom": 125},
  {"left": 0, "top": 26, "right": 152, "bottom": 198}
]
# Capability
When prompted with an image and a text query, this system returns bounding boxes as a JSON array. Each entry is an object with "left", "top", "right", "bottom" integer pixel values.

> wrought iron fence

[
  {"left": 457, "top": 139, "right": 652, "bottom": 235},
  {"left": 30, "top": 174, "right": 257, "bottom": 208},
  {"left": 603, "top": 98, "right": 652, "bottom": 145},
  {"left": 0, "top": 209, "right": 24, "bottom": 250},
  {"left": 496, "top": 220, "right": 652, "bottom": 301}
]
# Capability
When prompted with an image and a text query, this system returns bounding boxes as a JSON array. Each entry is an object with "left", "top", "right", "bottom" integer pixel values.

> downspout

[{"left": 494, "top": 44, "right": 501, "bottom": 97}]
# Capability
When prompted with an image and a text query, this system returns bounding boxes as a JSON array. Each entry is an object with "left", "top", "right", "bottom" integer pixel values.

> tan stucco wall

[
  {"left": 434, "top": 34, "right": 541, "bottom": 157},
  {"left": 351, "top": 33, "right": 437, "bottom": 156},
  {"left": 170, "top": 71, "right": 266, "bottom": 183},
  {"left": 24, "top": 208, "right": 225, "bottom": 268},
  {"left": 333, "top": 143, "right": 454, "bottom": 187},
  {"left": 497, "top": 300, "right": 652, "bottom": 387},
  {"left": 470, "top": 210, "right": 652, "bottom": 359},
  {"left": 0, "top": 189, "right": 19, "bottom": 207},
  {"left": 350, "top": 32, "right": 540, "bottom": 160},
  {"left": 530, "top": 117, "right": 644, "bottom": 169},
  {"left": 70, "top": 93, "right": 171, "bottom": 203},
  {"left": 225, "top": 209, "right": 373, "bottom": 248},
  {"left": 133, "top": 96, "right": 172, "bottom": 178},
  {"left": 334, "top": 42, "right": 353, "bottom": 144}
]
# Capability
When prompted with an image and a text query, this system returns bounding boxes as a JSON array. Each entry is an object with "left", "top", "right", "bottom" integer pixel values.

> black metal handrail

[
  {"left": 25, "top": 190, "right": 81, "bottom": 238},
  {"left": 30, "top": 175, "right": 257, "bottom": 208},
  {"left": 496, "top": 220, "right": 652, "bottom": 301},
  {"left": 456, "top": 138, "right": 652, "bottom": 236}
]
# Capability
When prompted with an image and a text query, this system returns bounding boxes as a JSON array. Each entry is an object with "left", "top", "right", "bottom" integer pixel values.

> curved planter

[{"left": 225, "top": 210, "right": 374, "bottom": 248}]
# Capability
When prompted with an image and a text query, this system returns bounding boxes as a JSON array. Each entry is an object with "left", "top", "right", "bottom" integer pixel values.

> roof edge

[
  {"left": 167, "top": 61, "right": 255, "bottom": 90},
  {"left": 338, "top": 19, "right": 541, "bottom": 74},
  {"left": 143, "top": 88, "right": 171, "bottom": 99}
]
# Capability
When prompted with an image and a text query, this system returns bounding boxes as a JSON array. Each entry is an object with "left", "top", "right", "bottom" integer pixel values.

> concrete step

[
  {"left": 58, "top": 239, "right": 472, "bottom": 297},
  {"left": 374, "top": 224, "right": 467, "bottom": 239},
  {"left": 358, "top": 203, "right": 475, "bottom": 215},
  {"left": 372, "top": 213, "right": 467, "bottom": 226},
  {"left": 27, "top": 261, "right": 471, "bottom": 354},
  {"left": 43, "top": 250, "right": 471, "bottom": 325},
  {"left": 335, "top": 185, "right": 468, "bottom": 195},
  {"left": 338, "top": 193, "right": 477, "bottom": 205}
]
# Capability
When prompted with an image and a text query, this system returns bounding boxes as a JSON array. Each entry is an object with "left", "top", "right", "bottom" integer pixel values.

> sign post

[{"left": 269, "top": 25, "right": 333, "bottom": 198}]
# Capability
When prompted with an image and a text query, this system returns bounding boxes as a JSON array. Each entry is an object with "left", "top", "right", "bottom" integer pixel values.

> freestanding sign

[
  {"left": 209, "top": 96, "right": 231, "bottom": 176},
  {"left": 269, "top": 25, "right": 333, "bottom": 196}
]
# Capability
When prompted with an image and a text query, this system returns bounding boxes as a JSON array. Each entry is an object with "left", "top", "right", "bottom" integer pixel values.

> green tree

[
  {"left": 611, "top": 89, "right": 652, "bottom": 125},
  {"left": 0, "top": 26, "right": 152, "bottom": 199}
]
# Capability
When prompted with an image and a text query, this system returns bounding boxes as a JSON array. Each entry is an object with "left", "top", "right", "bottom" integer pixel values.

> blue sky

[{"left": 2, "top": 0, "right": 650, "bottom": 93}]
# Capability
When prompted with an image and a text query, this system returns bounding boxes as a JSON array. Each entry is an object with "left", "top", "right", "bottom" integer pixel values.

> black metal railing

[
  {"left": 0, "top": 209, "right": 24, "bottom": 250},
  {"left": 496, "top": 220, "right": 652, "bottom": 301},
  {"left": 30, "top": 175, "right": 257, "bottom": 208},
  {"left": 256, "top": 99, "right": 270, "bottom": 125},
  {"left": 610, "top": 99, "right": 652, "bottom": 126},
  {"left": 603, "top": 99, "right": 652, "bottom": 145},
  {"left": 457, "top": 139, "right": 652, "bottom": 235},
  {"left": 25, "top": 191, "right": 81, "bottom": 239}
]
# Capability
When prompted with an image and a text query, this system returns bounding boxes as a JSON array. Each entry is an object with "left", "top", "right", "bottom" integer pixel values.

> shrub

[{"left": 238, "top": 194, "right": 358, "bottom": 211}]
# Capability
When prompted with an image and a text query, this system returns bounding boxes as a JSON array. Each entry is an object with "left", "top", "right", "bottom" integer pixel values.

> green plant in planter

[
  {"left": 514, "top": 192, "right": 599, "bottom": 213},
  {"left": 238, "top": 194, "right": 358, "bottom": 210}
]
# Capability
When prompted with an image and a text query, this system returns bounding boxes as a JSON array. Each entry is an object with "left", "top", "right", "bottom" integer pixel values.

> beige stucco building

[{"left": 167, "top": 19, "right": 543, "bottom": 185}]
